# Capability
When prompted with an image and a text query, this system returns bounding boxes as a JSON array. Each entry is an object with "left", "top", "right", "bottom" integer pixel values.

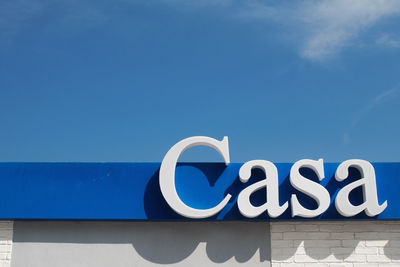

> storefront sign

[
  {"left": 160, "top": 136, "right": 387, "bottom": 219},
  {"left": 0, "top": 136, "right": 397, "bottom": 220}
]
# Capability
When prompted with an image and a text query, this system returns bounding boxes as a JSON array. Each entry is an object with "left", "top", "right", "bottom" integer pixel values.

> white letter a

[{"left": 335, "top": 159, "right": 387, "bottom": 217}]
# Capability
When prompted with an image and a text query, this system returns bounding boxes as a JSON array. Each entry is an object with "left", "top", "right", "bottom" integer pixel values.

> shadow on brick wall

[
  {"left": 12, "top": 221, "right": 271, "bottom": 267},
  {"left": 271, "top": 221, "right": 400, "bottom": 264}
]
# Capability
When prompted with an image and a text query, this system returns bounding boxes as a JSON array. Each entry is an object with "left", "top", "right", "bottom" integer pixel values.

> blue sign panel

[{"left": 0, "top": 162, "right": 398, "bottom": 220}]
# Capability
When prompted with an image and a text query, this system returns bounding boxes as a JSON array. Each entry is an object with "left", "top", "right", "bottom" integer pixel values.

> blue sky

[{"left": 1, "top": 0, "right": 400, "bottom": 162}]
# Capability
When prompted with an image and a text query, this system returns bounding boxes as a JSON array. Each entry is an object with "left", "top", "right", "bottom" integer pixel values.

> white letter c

[{"left": 159, "top": 136, "right": 231, "bottom": 219}]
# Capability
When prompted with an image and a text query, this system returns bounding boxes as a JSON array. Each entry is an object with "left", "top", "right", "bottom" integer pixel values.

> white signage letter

[
  {"left": 159, "top": 136, "right": 231, "bottom": 219},
  {"left": 237, "top": 160, "right": 288, "bottom": 218},
  {"left": 335, "top": 159, "right": 387, "bottom": 217},
  {"left": 290, "top": 159, "right": 330, "bottom": 218}
]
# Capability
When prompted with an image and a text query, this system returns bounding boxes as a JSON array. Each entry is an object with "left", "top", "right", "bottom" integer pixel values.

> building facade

[
  {"left": 1, "top": 137, "right": 399, "bottom": 266},
  {"left": 2, "top": 220, "right": 400, "bottom": 266}
]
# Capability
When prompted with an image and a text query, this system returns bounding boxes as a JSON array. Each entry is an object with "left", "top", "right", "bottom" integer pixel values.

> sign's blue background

[{"left": 0, "top": 162, "right": 396, "bottom": 220}]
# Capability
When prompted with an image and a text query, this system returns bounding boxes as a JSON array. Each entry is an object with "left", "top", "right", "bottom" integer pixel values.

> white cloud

[
  {"left": 376, "top": 33, "right": 400, "bottom": 48},
  {"left": 238, "top": 0, "right": 400, "bottom": 61},
  {"left": 0, "top": 0, "right": 45, "bottom": 36},
  {"left": 296, "top": 0, "right": 400, "bottom": 60},
  {"left": 161, "top": 0, "right": 233, "bottom": 8},
  {"left": 2, "top": 0, "right": 400, "bottom": 61},
  {"left": 0, "top": 0, "right": 113, "bottom": 41},
  {"left": 344, "top": 87, "right": 400, "bottom": 144}
]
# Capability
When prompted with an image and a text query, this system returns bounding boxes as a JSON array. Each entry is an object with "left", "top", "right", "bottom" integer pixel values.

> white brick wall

[
  {"left": 0, "top": 221, "right": 12, "bottom": 267},
  {"left": 271, "top": 221, "right": 400, "bottom": 267}
]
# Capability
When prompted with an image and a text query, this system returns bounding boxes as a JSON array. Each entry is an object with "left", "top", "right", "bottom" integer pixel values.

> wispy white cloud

[
  {"left": 1, "top": 0, "right": 400, "bottom": 61},
  {"left": 172, "top": 0, "right": 400, "bottom": 61},
  {"left": 343, "top": 87, "right": 400, "bottom": 144},
  {"left": 351, "top": 88, "right": 398, "bottom": 129},
  {"left": 0, "top": 0, "right": 111, "bottom": 41},
  {"left": 0, "top": 0, "right": 45, "bottom": 36},
  {"left": 376, "top": 33, "right": 400, "bottom": 48},
  {"left": 237, "top": 0, "right": 400, "bottom": 61},
  {"left": 161, "top": 0, "right": 233, "bottom": 8},
  {"left": 296, "top": 0, "right": 400, "bottom": 60}
]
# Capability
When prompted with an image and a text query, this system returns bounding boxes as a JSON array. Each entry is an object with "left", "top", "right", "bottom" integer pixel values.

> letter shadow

[
  {"left": 12, "top": 221, "right": 271, "bottom": 266},
  {"left": 272, "top": 220, "right": 400, "bottom": 263}
]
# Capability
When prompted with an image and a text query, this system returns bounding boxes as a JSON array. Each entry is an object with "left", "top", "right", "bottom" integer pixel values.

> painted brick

[
  {"left": 367, "top": 255, "right": 391, "bottom": 263},
  {"left": 317, "top": 254, "right": 343, "bottom": 263},
  {"left": 354, "top": 247, "right": 379, "bottom": 254},
  {"left": 387, "top": 240, "right": 400, "bottom": 247},
  {"left": 343, "top": 254, "right": 366, "bottom": 262},
  {"left": 295, "top": 224, "right": 319, "bottom": 231},
  {"left": 355, "top": 232, "right": 380, "bottom": 240},
  {"left": 301, "top": 247, "right": 331, "bottom": 255},
  {"left": 271, "top": 232, "right": 283, "bottom": 240},
  {"left": 381, "top": 247, "right": 400, "bottom": 256},
  {"left": 294, "top": 254, "right": 319, "bottom": 263},
  {"left": 378, "top": 232, "right": 400, "bottom": 239},
  {"left": 283, "top": 232, "right": 330, "bottom": 240},
  {"left": 329, "top": 264, "right": 353, "bottom": 267},
  {"left": 0, "top": 222, "right": 12, "bottom": 267},
  {"left": 330, "top": 232, "right": 354, "bottom": 240},
  {"left": 271, "top": 221, "right": 400, "bottom": 267},
  {"left": 366, "top": 240, "right": 389, "bottom": 247},
  {"left": 330, "top": 247, "right": 355, "bottom": 255},
  {"left": 272, "top": 248, "right": 298, "bottom": 257},
  {"left": 271, "top": 224, "right": 296, "bottom": 232},
  {"left": 272, "top": 240, "right": 294, "bottom": 248},
  {"left": 318, "top": 224, "right": 344, "bottom": 232},
  {"left": 342, "top": 240, "right": 365, "bottom": 247},
  {"left": 279, "top": 263, "right": 306, "bottom": 267},
  {"left": 302, "top": 240, "right": 341, "bottom": 248}
]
